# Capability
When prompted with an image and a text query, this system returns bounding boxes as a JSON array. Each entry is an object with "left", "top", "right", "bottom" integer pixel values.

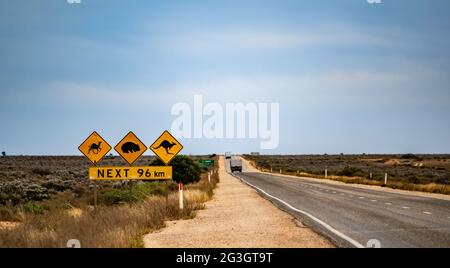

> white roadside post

[
  {"left": 370, "top": 172, "right": 373, "bottom": 179},
  {"left": 384, "top": 173, "right": 388, "bottom": 185},
  {"left": 208, "top": 171, "right": 211, "bottom": 183},
  {"left": 280, "top": 169, "right": 282, "bottom": 174},
  {"left": 325, "top": 168, "right": 328, "bottom": 179},
  {"left": 179, "top": 181, "right": 184, "bottom": 210}
]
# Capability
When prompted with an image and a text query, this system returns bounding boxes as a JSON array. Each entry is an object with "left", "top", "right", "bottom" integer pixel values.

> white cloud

[{"left": 156, "top": 23, "right": 395, "bottom": 55}]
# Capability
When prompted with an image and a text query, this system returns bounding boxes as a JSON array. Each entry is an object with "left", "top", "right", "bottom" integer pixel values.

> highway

[{"left": 226, "top": 158, "right": 450, "bottom": 248}]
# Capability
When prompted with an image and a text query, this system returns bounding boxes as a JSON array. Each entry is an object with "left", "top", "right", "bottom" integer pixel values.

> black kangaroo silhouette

[
  {"left": 153, "top": 140, "right": 177, "bottom": 155},
  {"left": 121, "top": 142, "right": 140, "bottom": 153},
  {"left": 88, "top": 142, "right": 102, "bottom": 154}
]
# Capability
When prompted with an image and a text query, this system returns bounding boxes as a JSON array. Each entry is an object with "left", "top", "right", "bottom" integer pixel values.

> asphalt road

[{"left": 225, "top": 158, "right": 450, "bottom": 248}]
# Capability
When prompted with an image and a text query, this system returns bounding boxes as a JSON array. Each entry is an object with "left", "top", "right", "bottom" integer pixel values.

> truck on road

[
  {"left": 225, "top": 152, "right": 232, "bottom": 159},
  {"left": 230, "top": 159, "right": 242, "bottom": 173}
]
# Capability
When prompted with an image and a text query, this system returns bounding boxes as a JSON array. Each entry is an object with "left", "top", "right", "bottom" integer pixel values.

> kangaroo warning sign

[
  {"left": 150, "top": 130, "right": 183, "bottom": 165},
  {"left": 114, "top": 131, "right": 147, "bottom": 165},
  {"left": 78, "top": 131, "right": 112, "bottom": 165}
]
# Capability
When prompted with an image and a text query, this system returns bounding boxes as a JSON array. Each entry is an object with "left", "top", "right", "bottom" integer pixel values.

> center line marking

[
  {"left": 402, "top": 206, "right": 410, "bottom": 209},
  {"left": 423, "top": 211, "right": 432, "bottom": 215},
  {"left": 371, "top": 200, "right": 377, "bottom": 202},
  {"left": 359, "top": 197, "right": 365, "bottom": 199},
  {"left": 385, "top": 203, "right": 392, "bottom": 205}
]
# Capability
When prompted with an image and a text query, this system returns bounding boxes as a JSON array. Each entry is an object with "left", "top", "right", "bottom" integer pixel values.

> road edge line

[{"left": 233, "top": 173, "right": 365, "bottom": 248}]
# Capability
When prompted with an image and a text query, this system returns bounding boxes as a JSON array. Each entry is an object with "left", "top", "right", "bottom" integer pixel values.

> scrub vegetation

[{"left": 0, "top": 155, "right": 219, "bottom": 247}]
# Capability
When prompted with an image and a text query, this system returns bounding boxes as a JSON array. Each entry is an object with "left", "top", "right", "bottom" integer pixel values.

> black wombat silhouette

[
  {"left": 88, "top": 142, "right": 102, "bottom": 154},
  {"left": 121, "top": 142, "right": 140, "bottom": 153},
  {"left": 153, "top": 140, "right": 177, "bottom": 155}
]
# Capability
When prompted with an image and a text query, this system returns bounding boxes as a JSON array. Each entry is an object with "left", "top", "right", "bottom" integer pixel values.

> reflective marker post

[{"left": 179, "top": 181, "right": 184, "bottom": 210}]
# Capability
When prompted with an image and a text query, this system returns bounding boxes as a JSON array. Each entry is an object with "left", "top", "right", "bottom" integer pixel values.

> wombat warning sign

[{"left": 114, "top": 131, "right": 147, "bottom": 165}]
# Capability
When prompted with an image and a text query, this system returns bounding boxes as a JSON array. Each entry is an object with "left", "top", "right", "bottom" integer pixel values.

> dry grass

[{"left": 0, "top": 168, "right": 220, "bottom": 248}]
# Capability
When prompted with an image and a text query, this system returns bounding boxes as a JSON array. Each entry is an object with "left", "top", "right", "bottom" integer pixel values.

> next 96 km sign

[
  {"left": 79, "top": 130, "right": 182, "bottom": 181},
  {"left": 89, "top": 166, "right": 172, "bottom": 180}
]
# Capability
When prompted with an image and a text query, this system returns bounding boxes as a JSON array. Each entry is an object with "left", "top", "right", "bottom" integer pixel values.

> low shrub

[
  {"left": 99, "top": 181, "right": 172, "bottom": 205},
  {"left": 41, "top": 178, "right": 74, "bottom": 192},
  {"left": 150, "top": 155, "right": 202, "bottom": 184},
  {"left": 23, "top": 203, "right": 47, "bottom": 214},
  {"left": 0, "top": 181, "right": 49, "bottom": 204},
  {"left": 31, "top": 168, "right": 51, "bottom": 176},
  {"left": 336, "top": 167, "right": 363, "bottom": 177},
  {"left": 401, "top": 154, "right": 422, "bottom": 160}
]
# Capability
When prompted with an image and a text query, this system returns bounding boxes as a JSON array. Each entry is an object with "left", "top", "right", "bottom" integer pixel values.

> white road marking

[
  {"left": 333, "top": 191, "right": 337, "bottom": 194},
  {"left": 340, "top": 193, "right": 345, "bottom": 196},
  {"left": 423, "top": 212, "right": 432, "bottom": 215},
  {"left": 359, "top": 197, "right": 365, "bottom": 199},
  {"left": 234, "top": 175, "right": 365, "bottom": 248},
  {"left": 385, "top": 202, "right": 392, "bottom": 205},
  {"left": 402, "top": 206, "right": 410, "bottom": 209},
  {"left": 371, "top": 200, "right": 377, "bottom": 202}
]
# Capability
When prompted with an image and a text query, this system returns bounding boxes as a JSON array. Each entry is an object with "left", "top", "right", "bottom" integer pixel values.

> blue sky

[{"left": 1, "top": 0, "right": 450, "bottom": 155}]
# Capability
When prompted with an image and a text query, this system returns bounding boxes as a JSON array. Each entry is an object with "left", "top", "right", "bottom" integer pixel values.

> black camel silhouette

[
  {"left": 88, "top": 142, "right": 102, "bottom": 154},
  {"left": 153, "top": 140, "right": 177, "bottom": 154}
]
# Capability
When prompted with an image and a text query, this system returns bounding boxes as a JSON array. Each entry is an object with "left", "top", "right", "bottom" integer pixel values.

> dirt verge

[{"left": 143, "top": 156, "right": 333, "bottom": 248}]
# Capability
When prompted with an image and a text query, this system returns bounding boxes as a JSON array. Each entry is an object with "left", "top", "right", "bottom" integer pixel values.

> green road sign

[{"left": 198, "top": 159, "right": 215, "bottom": 168}]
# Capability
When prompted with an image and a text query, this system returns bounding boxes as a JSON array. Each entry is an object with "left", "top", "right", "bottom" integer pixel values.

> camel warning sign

[
  {"left": 78, "top": 131, "right": 112, "bottom": 165},
  {"left": 114, "top": 131, "right": 147, "bottom": 165},
  {"left": 150, "top": 130, "right": 183, "bottom": 165}
]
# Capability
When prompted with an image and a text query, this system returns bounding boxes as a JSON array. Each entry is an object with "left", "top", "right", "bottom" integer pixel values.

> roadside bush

[
  {"left": 99, "top": 188, "right": 132, "bottom": 205},
  {"left": 150, "top": 155, "right": 202, "bottom": 184},
  {"left": 401, "top": 154, "right": 421, "bottom": 160},
  {"left": 99, "top": 182, "right": 171, "bottom": 205},
  {"left": 406, "top": 176, "right": 421, "bottom": 184},
  {"left": 31, "top": 168, "right": 51, "bottom": 176},
  {"left": 336, "top": 167, "right": 363, "bottom": 177},
  {"left": 41, "top": 178, "right": 73, "bottom": 192},
  {"left": 23, "top": 203, "right": 47, "bottom": 214},
  {"left": 0, "top": 180, "right": 49, "bottom": 204}
]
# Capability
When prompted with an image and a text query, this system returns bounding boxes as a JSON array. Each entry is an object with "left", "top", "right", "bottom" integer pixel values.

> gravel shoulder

[{"left": 143, "top": 156, "right": 334, "bottom": 248}]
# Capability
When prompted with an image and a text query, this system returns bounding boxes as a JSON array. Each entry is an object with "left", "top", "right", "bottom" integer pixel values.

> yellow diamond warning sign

[
  {"left": 150, "top": 130, "right": 183, "bottom": 165},
  {"left": 114, "top": 131, "right": 147, "bottom": 165},
  {"left": 78, "top": 131, "right": 112, "bottom": 165}
]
